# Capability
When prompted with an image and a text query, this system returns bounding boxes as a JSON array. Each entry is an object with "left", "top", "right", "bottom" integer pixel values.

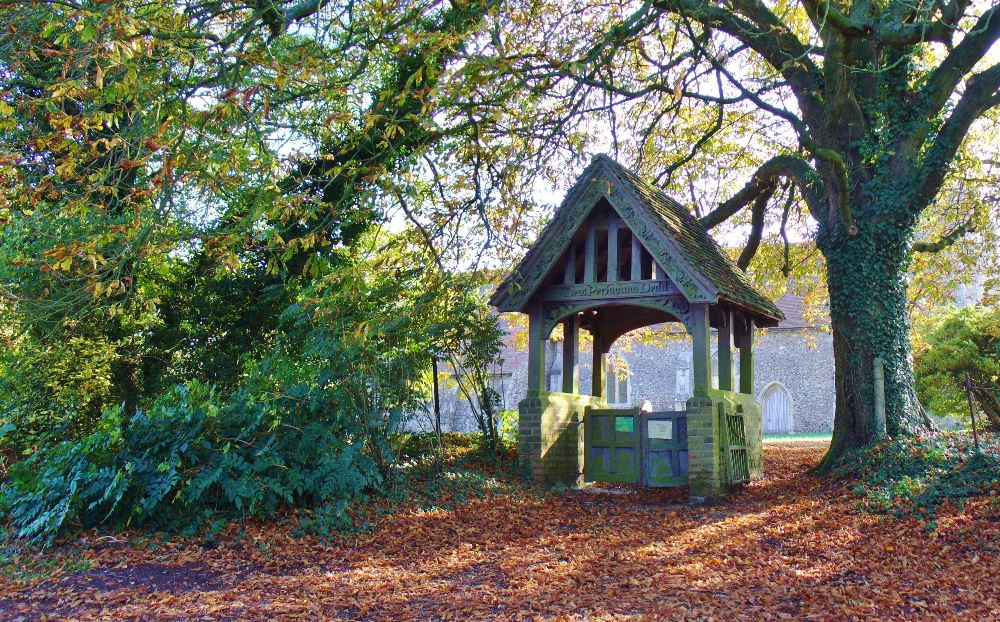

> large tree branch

[
  {"left": 651, "top": 0, "right": 825, "bottom": 127},
  {"left": 736, "top": 183, "right": 776, "bottom": 270},
  {"left": 912, "top": 216, "right": 977, "bottom": 252},
  {"left": 920, "top": 5, "right": 1000, "bottom": 123},
  {"left": 800, "top": 0, "right": 965, "bottom": 44},
  {"left": 700, "top": 154, "right": 825, "bottom": 228},
  {"left": 914, "top": 61, "right": 1000, "bottom": 212},
  {"left": 799, "top": 0, "right": 870, "bottom": 37}
]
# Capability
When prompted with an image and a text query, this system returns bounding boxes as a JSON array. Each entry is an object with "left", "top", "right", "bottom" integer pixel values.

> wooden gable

[
  {"left": 490, "top": 155, "right": 783, "bottom": 327},
  {"left": 491, "top": 158, "right": 715, "bottom": 313}
]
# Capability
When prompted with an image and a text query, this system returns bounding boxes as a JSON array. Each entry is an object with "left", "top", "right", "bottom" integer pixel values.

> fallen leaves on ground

[{"left": 2, "top": 441, "right": 998, "bottom": 621}]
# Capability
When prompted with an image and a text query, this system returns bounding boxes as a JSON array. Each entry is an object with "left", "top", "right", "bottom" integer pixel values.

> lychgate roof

[{"left": 490, "top": 154, "right": 783, "bottom": 325}]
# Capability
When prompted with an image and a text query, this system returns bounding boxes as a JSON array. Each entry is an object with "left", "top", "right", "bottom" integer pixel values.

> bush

[
  {"left": 0, "top": 256, "right": 506, "bottom": 545},
  {"left": 0, "top": 382, "right": 377, "bottom": 544},
  {"left": 834, "top": 432, "right": 1000, "bottom": 525}
]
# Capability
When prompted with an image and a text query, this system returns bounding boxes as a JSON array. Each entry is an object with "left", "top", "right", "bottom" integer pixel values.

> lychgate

[{"left": 490, "top": 155, "right": 784, "bottom": 501}]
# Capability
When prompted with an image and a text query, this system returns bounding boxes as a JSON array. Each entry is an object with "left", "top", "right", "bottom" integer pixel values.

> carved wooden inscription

[{"left": 538, "top": 280, "right": 676, "bottom": 302}]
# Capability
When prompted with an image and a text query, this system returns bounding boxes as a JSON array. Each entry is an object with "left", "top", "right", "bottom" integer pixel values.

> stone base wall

[{"left": 518, "top": 392, "right": 600, "bottom": 486}]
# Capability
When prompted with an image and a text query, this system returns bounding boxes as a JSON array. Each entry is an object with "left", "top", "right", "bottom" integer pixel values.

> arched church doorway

[{"left": 760, "top": 383, "right": 794, "bottom": 434}]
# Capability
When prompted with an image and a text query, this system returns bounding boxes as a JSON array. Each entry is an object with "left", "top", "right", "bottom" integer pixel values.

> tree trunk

[{"left": 817, "top": 224, "right": 931, "bottom": 471}]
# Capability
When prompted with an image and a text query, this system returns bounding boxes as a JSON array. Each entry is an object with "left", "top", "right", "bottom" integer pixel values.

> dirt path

[{"left": 2, "top": 442, "right": 998, "bottom": 621}]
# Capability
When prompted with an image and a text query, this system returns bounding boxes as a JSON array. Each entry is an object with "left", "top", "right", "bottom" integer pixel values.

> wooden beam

[
  {"left": 718, "top": 309, "right": 734, "bottom": 392},
  {"left": 607, "top": 223, "right": 619, "bottom": 281},
  {"left": 562, "top": 316, "right": 579, "bottom": 394},
  {"left": 527, "top": 302, "right": 546, "bottom": 394},
  {"left": 631, "top": 233, "right": 642, "bottom": 281},
  {"left": 563, "top": 245, "right": 576, "bottom": 285},
  {"left": 584, "top": 227, "right": 597, "bottom": 283},
  {"left": 591, "top": 313, "right": 606, "bottom": 399},
  {"left": 690, "top": 303, "right": 711, "bottom": 397},
  {"left": 738, "top": 316, "right": 755, "bottom": 395}
]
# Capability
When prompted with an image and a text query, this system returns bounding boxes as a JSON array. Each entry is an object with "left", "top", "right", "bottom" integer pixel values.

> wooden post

[
  {"left": 564, "top": 245, "right": 576, "bottom": 284},
  {"left": 432, "top": 356, "right": 443, "bottom": 465},
  {"left": 584, "top": 227, "right": 597, "bottom": 283},
  {"left": 591, "top": 313, "right": 606, "bottom": 399},
  {"left": 561, "top": 316, "right": 579, "bottom": 394},
  {"left": 690, "top": 303, "right": 711, "bottom": 397},
  {"left": 527, "top": 302, "right": 546, "bottom": 394},
  {"left": 738, "top": 316, "right": 755, "bottom": 395},
  {"left": 607, "top": 223, "right": 619, "bottom": 281},
  {"left": 631, "top": 234, "right": 642, "bottom": 281},
  {"left": 718, "top": 309, "right": 734, "bottom": 392},
  {"left": 873, "top": 357, "right": 887, "bottom": 439},
  {"left": 965, "top": 371, "right": 981, "bottom": 454}
]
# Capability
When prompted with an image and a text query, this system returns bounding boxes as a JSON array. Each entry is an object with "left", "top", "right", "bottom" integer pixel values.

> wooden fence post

[
  {"left": 873, "top": 357, "right": 886, "bottom": 440},
  {"left": 965, "top": 371, "right": 981, "bottom": 455}
]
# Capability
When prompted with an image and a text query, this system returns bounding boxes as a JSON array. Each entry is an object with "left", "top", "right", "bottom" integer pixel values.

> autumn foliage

[{"left": 2, "top": 440, "right": 999, "bottom": 620}]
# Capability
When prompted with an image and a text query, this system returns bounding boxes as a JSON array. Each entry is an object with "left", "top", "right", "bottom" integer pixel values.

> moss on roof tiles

[
  {"left": 490, "top": 154, "right": 783, "bottom": 324},
  {"left": 597, "top": 156, "right": 783, "bottom": 321}
]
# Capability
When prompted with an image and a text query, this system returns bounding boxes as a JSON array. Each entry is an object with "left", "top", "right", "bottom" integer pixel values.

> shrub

[
  {"left": 0, "top": 382, "right": 377, "bottom": 544},
  {"left": 0, "top": 255, "right": 505, "bottom": 544},
  {"left": 914, "top": 306, "right": 1000, "bottom": 429}
]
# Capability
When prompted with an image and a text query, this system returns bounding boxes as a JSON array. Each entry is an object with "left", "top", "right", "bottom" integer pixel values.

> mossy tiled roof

[
  {"left": 597, "top": 155, "right": 783, "bottom": 322},
  {"left": 491, "top": 154, "right": 783, "bottom": 324}
]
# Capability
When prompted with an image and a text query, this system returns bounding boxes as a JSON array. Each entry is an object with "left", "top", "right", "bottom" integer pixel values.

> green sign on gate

[{"left": 584, "top": 407, "right": 689, "bottom": 487}]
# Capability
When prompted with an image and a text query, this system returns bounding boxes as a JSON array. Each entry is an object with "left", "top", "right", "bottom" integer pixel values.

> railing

[{"left": 964, "top": 372, "right": 997, "bottom": 454}]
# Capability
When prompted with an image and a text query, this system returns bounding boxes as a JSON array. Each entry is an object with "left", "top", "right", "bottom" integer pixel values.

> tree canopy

[{"left": 1, "top": 0, "right": 999, "bottom": 517}]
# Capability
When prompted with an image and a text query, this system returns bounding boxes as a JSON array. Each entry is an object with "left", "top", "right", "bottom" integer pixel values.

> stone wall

[{"left": 752, "top": 329, "right": 835, "bottom": 433}]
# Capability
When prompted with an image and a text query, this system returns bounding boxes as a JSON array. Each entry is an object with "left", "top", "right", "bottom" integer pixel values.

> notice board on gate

[{"left": 647, "top": 419, "right": 673, "bottom": 440}]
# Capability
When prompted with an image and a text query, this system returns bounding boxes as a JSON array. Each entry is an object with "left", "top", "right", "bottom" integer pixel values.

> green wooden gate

[
  {"left": 584, "top": 408, "right": 689, "bottom": 486},
  {"left": 641, "top": 410, "right": 688, "bottom": 487},
  {"left": 583, "top": 408, "right": 641, "bottom": 484}
]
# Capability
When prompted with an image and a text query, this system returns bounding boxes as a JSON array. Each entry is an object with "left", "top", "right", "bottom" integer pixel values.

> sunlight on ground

[{"left": 3, "top": 441, "right": 998, "bottom": 620}]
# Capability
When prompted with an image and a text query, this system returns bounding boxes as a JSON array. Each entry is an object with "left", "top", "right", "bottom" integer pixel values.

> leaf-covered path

[{"left": 3, "top": 441, "right": 998, "bottom": 621}]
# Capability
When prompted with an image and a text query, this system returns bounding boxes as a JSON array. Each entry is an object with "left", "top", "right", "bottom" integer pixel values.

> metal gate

[{"left": 584, "top": 408, "right": 688, "bottom": 487}]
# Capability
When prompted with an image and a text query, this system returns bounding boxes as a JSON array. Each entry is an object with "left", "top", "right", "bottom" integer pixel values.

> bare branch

[
  {"left": 737, "top": 183, "right": 776, "bottom": 270},
  {"left": 651, "top": 0, "right": 825, "bottom": 127},
  {"left": 920, "top": 6, "right": 1000, "bottom": 124},
  {"left": 915, "top": 61, "right": 1000, "bottom": 212}
]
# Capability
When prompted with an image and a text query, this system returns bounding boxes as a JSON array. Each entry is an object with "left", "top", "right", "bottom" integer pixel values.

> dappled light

[{"left": 3, "top": 441, "right": 998, "bottom": 620}]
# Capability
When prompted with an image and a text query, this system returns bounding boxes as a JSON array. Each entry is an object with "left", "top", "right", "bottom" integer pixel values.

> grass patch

[
  {"left": 388, "top": 433, "right": 534, "bottom": 511},
  {"left": 835, "top": 431, "right": 1000, "bottom": 526},
  {"left": 0, "top": 546, "right": 92, "bottom": 583},
  {"left": 764, "top": 433, "right": 832, "bottom": 442}
]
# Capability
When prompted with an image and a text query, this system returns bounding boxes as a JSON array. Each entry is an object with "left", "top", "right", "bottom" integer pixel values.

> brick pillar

[
  {"left": 686, "top": 395, "right": 724, "bottom": 500},
  {"left": 518, "top": 394, "right": 544, "bottom": 481},
  {"left": 687, "top": 303, "right": 724, "bottom": 501},
  {"left": 518, "top": 393, "right": 590, "bottom": 486}
]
